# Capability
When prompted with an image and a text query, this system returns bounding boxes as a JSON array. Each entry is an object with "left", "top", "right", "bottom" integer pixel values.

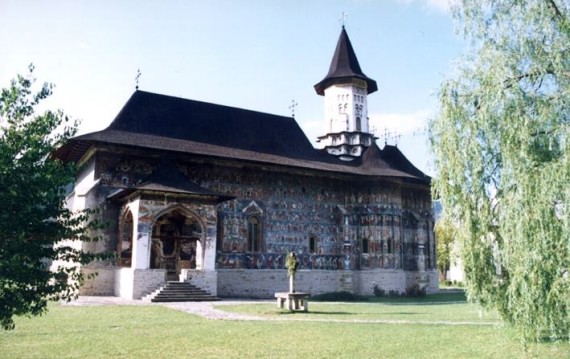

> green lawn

[
  {"left": 0, "top": 299, "right": 568, "bottom": 358},
  {"left": 216, "top": 301, "right": 499, "bottom": 323}
]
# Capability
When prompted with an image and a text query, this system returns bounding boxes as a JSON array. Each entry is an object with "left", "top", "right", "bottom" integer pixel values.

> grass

[
  {"left": 216, "top": 302, "right": 498, "bottom": 323},
  {"left": 0, "top": 295, "right": 568, "bottom": 359},
  {"left": 219, "top": 291, "right": 487, "bottom": 323}
]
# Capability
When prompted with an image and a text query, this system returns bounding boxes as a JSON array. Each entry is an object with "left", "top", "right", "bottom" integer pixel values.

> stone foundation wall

[
  {"left": 425, "top": 270, "right": 440, "bottom": 294},
  {"left": 132, "top": 269, "right": 166, "bottom": 299},
  {"left": 353, "top": 270, "right": 407, "bottom": 295},
  {"left": 183, "top": 269, "right": 218, "bottom": 296},
  {"left": 217, "top": 269, "right": 418, "bottom": 298},
  {"left": 79, "top": 267, "right": 438, "bottom": 299},
  {"left": 79, "top": 267, "right": 115, "bottom": 296},
  {"left": 405, "top": 270, "right": 440, "bottom": 294},
  {"left": 113, "top": 268, "right": 166, "bottom": 299},
  {"left": 114, "top": 268, "right": 134, "bottom": 298}
]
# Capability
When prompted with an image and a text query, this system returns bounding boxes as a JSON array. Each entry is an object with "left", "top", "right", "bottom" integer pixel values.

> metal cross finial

[
  {"left": 340, "top": 11, "right": 348, "bottom": 27},
  {"left": 135, "top": 68, "right": 141, "bottom": 90},
  {"left": 371, "top": 124, "right": 378, "bottom": 137},
  {"left": 289, "top": 99, "right": 298, "bottom": 118},
  {"left": 383, "top": 128, "right": 402, "bottom": 146},
  {"left": 392, "top": 132, "right": 402, "bottom": 147}
]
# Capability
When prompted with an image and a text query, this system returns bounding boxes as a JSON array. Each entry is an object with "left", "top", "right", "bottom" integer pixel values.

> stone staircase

[{"left": 144, "top": 281, "right": 220, "bottom": 303}]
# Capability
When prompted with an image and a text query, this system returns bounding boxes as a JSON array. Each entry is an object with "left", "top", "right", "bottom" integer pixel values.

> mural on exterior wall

[
  {"left": 98, "top": 154, "right": 434, "bottom": 273},
  {"left": 183, "top": 162, "right": 434, "bottom": 272}
]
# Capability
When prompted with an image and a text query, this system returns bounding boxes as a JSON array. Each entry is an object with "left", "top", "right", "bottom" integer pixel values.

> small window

[
  {"left": 248, "top": 216, "right": 261, "bottom": 252},
  {"left": 309, "top": 236, "right": 316, "bottom": 253},
  {"left": 355, "top": 117, "right": 361, "bottom": 131},
  {"left": 361, "top": 238, "right": 369, "bottom": 254},
  {"left": 387, "top": 238, "right": 393, "bottom": 254}
]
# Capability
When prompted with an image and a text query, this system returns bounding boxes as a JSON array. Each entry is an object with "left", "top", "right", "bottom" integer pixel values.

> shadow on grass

[
  {"left": 276, "top": 310, "right": 352, "bottom": 316},
  {"left": 276, "top": 310, "right": 425, "bottom": 316},
  {"left": 311, "top": 290, "right": 468, "bottom": 306},
  {"left": 376, "top": 302, "right": 464, "bottom": 306}
]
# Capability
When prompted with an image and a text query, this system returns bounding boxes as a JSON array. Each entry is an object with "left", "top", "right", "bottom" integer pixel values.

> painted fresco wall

[
  {"left": 89, "top": 152, "right": 435, "bottom": 296},
  {"left": 178, "top": 160, "right": 435, "bottom": 274}
]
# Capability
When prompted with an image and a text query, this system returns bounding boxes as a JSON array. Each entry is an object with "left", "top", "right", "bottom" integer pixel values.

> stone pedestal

[{"left": 275, "top": 292, "right": 310, "bottom": 312}]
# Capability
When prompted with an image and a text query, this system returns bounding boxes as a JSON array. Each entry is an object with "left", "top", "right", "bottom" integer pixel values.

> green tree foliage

[
  {"left": 429, "top": 0, "right": 570, "bottom": 343},
  {"left": 434, "top": 219, "right": 456, "bottom": 280},
  {"left": 285, "top": 252, "right": 299, "bottom": 277},
  {"left": 0, "top": 66, "right": 102, "bottom": 330}
]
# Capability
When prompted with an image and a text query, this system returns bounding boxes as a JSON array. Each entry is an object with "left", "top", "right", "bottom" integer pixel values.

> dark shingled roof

[
  {"left": 379, "top": 144, "right": 429, "bottom": 180},
  {"left": 106, "top": 90, "right": 320, "bottom": 160},
  {"left": 54, "top": 91, "right": 429, "bottom": 183},
  {"left": 314, "top": 27, "right": 378, "bottom": 95}
]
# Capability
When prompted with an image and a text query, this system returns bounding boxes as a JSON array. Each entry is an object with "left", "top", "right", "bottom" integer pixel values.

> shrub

[
  {"left": 311, "top": 291, "right": 368, "bottom": 302},
  {"left": 373, "top": 284, "right": 385, "bottom": 297},
  {"left": 405, "top": 284, "right": 426, "bottom": 298},
  {"left": 388, "top": 290, "right": 400, "bottom": 297}
]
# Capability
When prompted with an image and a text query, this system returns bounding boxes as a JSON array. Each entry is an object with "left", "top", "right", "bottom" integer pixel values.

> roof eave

[{"left": 314, "top": 76, "right": 378, "bottom": 96}]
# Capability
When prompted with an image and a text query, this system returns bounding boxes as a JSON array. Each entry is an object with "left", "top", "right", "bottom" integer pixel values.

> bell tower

[{"left": 314, "top": 26, "right": 378, "bottom": 161}]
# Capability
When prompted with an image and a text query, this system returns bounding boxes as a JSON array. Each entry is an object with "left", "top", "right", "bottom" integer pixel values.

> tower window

[{"left": 356, "top": 117, "right": 361, "bottom": 131}]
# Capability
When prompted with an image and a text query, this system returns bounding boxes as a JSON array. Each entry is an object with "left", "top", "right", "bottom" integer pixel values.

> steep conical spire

[{"left": 314, "top": 27, "right": 378, "bottom": 96}]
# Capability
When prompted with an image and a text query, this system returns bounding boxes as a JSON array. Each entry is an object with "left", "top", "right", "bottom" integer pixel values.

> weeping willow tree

[
  {"left": 429, "top": 0, "right": 569, "bottom": 343},
  {"left": 435, "top": 218, "right": 457, "bottom": 281}
]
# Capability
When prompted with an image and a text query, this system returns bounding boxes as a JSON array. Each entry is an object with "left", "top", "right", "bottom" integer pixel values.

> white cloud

[
  {"left": 393, "top": 0, "right": 456, "bottom": 14},
  {"left": 369, "top": 109, "right": 432, "bottom": 137},
  {"left": 424, "top": 0, "right": 454, "bottom": 13},
  {"left": 79, "top": 41, "right": 91, "bottom": 50}
]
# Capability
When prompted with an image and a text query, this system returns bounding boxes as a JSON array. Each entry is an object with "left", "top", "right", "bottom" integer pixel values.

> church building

[{"left": 55, "top": 27, "right": 437, "bottom": 299}]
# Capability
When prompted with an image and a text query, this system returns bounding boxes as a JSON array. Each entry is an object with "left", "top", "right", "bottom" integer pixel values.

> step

[
  {"left": 149, "top": 281, "right": 220, "bottom": 303},
  {"left": 151, "top": 297, "right": 221, "bottom": 303},
  {"left": 153, "top": 293, "right": 212, "bottom": 298}
]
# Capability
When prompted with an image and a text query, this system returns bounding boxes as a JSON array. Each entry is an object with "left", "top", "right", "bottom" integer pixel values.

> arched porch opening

[
  {"left": 150, "top": 207, "right": 203, "bottom": 281},
  {"left": 118, "top": 210, "right": 133, "bottom": 267}
]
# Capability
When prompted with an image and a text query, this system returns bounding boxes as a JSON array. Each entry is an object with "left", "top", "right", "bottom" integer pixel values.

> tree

[
  {"left": 0, "top": 66, "right": 101, "bottom": 330},
  {"left": 434, "top": 219, "right": 456, "bottom": 281},
  {"left": 429, "top": 0, "right": 569, "bottom": 343},
  {"left": 285, "top": 252, "right": 299, "bottom": 293}
]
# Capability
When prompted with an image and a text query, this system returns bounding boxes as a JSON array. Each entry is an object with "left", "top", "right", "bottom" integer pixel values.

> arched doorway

[{"left": 150, "top": 208, "right": 202, "bottom": 281}]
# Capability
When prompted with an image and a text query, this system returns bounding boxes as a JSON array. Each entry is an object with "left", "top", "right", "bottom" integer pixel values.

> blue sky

[{"left": 0, "top": 0, "right": 463, "bottom": 175}]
